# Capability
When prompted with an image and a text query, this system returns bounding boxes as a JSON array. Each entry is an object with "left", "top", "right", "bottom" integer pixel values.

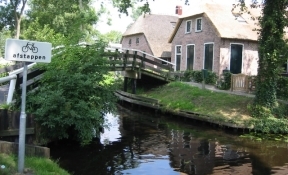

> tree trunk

[
  {"left": 15, "top": 18, "right": 21, "bottom": 39},
  {"left": 253, "top": 0, "right": 286, "bottom": 117}
]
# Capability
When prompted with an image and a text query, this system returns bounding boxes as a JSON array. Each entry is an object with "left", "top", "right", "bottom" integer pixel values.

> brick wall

[
  {"left": 170, "top": 14, "right": 259, "bottom": 76},
  {"left": 122, "top": 34, "right": 153, "bottom": 55}
]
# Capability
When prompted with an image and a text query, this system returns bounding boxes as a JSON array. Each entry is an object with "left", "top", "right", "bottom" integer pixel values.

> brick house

[
  {"left": 168, "top": 2, "right": 261, "bottom": 76},
  {"left": 121, "top": 14, "right": 178, "bottom": 63}
]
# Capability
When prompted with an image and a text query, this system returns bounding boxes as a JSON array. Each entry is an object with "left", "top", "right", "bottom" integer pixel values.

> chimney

[{"left": 175, "top": 6, "right": 182, "bottom": 15}]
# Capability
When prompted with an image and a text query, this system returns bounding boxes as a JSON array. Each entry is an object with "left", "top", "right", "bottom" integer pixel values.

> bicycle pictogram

[{"left": 22, "top": 42, "right": 38, "bottom": 53}]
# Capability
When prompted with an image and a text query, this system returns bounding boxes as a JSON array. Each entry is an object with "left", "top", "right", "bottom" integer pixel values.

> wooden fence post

[
  {"left": 123, "top": 50, "right": 128, "bottom": 70},
  {"left": 133, "top": 51, "right": 137, "bottom": 70}
]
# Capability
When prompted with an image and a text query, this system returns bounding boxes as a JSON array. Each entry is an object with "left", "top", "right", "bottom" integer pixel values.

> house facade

[
  {"left": 121, "top": 14, "right": 178, "bottom": 63},
  {"left": 168, "top": 2, "right": 260, "bottom": 76}
]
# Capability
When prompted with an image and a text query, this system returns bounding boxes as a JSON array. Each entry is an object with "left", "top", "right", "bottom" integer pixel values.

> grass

[
  {"left": 0, "top": 153, "right": 70, "bottom": 175},
  {"left": 139, "top": 82, "right": 255, "bottom": 125}
]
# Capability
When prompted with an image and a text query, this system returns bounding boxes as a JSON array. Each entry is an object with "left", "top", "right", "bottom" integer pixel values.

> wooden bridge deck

[{"left": 105, "top": 47, "right": 176, "bottom": 82}]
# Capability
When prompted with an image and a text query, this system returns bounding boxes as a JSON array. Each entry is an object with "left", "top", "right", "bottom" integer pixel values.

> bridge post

[
  {"left": 124, "top": 77, "right": 128, "bottom": 92},
  {"left": 141, "top": 53, "right": 145, "bottom": 69},
  {"left": 132, "top": 78, "right": 137, "bottom": 94},
  {"left": 123, "top": 50, "right": 128, "bottom": 70},
  {"left": 133, "top": 51, "right": 137, "bottom": 69}
]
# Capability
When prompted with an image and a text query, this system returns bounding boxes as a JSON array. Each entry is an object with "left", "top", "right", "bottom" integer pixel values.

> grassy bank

[
  {"left": 138, "top": 82, "right": 288, "bottom": 132},
  {"left": 139, "top": 82, "right": 253, "bottom": 124},
  {"left": 0, "top": 153, "right": 70, "bottom": 175}
]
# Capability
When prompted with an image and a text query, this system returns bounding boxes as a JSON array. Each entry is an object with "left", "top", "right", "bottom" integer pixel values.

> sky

[{"left": 92, "top": 0, "right": 251, "bottom": 34}]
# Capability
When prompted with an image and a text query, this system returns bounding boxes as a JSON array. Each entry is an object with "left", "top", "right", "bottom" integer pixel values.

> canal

[{"left": 48, "top": 105, "right": 288, "bottom": 175}]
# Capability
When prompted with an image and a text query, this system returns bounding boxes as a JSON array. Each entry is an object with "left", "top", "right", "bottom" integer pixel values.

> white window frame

[
  {"left": 229, "top": 43, "right": 244, "bottom": 73},
  {"left": 185, "top": 20, "right": 192, "bottom": 33},
  {"left": 203, "top": 42, "right": 214, "bottom": 71},
  {"left": 186, "top": 44, "right": 195, "bottom": 70},
  {"left": 195, "top": 18, "right": 202, "bottom": 32},
  {"left": 175, "top": 45, "right": 182, "bottom": 71}
]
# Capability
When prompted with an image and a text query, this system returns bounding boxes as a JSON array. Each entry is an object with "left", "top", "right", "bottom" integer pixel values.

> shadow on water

[{"left": 48, "top": 105, "right": 288, "bottom": 175}]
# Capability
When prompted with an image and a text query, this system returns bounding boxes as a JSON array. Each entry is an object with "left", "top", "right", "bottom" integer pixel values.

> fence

[{"left": 230, "top": 74, "right": 256, "bottom": 93}]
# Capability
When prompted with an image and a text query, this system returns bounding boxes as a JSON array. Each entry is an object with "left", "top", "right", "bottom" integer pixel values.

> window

[
  {"left": 195, "top": 18, "right": 202, "bottom": 32},
  {"left": 175, "top": 45, "right": 182, "bottom": 71},
  {"left": 136, "top": 38, "right": 139, "bottom": 45},
  {"left": 282, "top": 60, "right": 288, "bottom": 73},
  {"left": 204, "top": 43, "right": 213, "bottom": 71},
  {"left": 128, "top": 39, "right": 131, "bottom": 46},
  {"left": 185, "top": 20, "right": 192, "bottom": 33}
]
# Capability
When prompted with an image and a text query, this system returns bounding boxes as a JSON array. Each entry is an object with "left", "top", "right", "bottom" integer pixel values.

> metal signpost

[{"left": 4, "top": 39, "right": 51, "bottom": 173}]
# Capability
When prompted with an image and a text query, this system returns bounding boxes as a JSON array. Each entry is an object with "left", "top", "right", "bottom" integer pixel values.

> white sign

[{"left": 4, "top": 39, "right": 52, "bottom": 63}]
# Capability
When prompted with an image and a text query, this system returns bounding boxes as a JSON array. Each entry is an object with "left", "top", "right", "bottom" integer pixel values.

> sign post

[{"left": 4, "top": 39, "right": 51, "bottom": 173}]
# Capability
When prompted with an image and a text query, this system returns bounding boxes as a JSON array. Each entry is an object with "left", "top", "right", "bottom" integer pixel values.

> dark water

[{"left": 49, "top": 106, "right": 288, "bottom": 175}]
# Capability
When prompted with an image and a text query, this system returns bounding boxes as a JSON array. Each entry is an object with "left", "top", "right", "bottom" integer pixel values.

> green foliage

[
  {"left": 276, "top": 76, "right": 288, "bottom": 100},
  {"left": 0, "top": 153, "right": 16, "bottom": 175},
  {"left": 0, "top": 3, "right": 15, "bottom": 31},
  {"left": 24, "top": 41, "right": 120, "bottom": 145},
  {"left": 112, "top": 0, "right": 151, "bottom": 15},
  {"left": 246, "top": 117, "right": 288, "bottom": 134},
  {"left": 217, "top": 72, "right": 232, "bottom": 90},
  {"left": 100, "top": 30, "right": 122, "bottom": 43},
  {"left": 183, "top": 70, "right": 193, "bottom": 81},
  {"left": 0, "top": 27, "right": 12, "bottom": 57},
  {"left": 26, "top": 0, "right": 100, "bottom": 43},
  {"left": 253, "top": 0, "right": 288, "bottom": 117},
  {"left": 140, "top": 81, "right": 253, "bottom": 121},
  {"left": 22, "top": 19, "right": 65, "bottom": 46},
  {"left": 0, "top": 153, "right": 70, "bottom": 175},
  {"left": 182, "top": 70, "right": 217, "bottom": 85},
  {"left": 25, "top": 156, "right": 70, "bottom": 175},
  {"left": 131, "top": 5, "right": 143, "bottom": 21}
]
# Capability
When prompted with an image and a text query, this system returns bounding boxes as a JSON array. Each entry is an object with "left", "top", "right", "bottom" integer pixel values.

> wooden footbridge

[{"left": 105, "top": 47, "right": 176, "bottom": 93}]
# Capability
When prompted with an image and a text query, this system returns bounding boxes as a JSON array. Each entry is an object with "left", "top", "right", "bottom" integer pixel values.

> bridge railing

[
  {"left": 106, "top": 47, "right": 176, "bottom": 80},
  {"left": 0, "top": 44, "right": 176, "bottom": 104}
]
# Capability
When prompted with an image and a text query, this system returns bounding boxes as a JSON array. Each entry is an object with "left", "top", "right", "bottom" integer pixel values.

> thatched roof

[
  {"left": 122, "top": 14, "right": 178, "bottom": 57},
  {"left": 169, "top": 2, "right": 261, "bottom": 43}
]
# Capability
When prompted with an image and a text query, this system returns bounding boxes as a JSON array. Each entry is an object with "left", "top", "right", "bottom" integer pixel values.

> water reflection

[{"left": 49, "top": 106, "right": 288, "bottom": 175}]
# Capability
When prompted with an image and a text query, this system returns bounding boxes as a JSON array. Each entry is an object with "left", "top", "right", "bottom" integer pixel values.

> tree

[
  {"left": 26, "top": 0, "right": 100, "bottom": 44},
  {"left": 11, "top": 0, "right": 27, "bottom": 39},
  {"left": 131, "top": 5, "right": 143, "bottom": 21},
  {"left": 25, "top": 42, "right": 121, "bottom": 145},
  {"left": 101, "top": 30, "right": 122, "bottom": 43},
  {"left": 0, "top": 27, "right": 11, "bottom": 57},
  {"left": 0, "top": 3, "right": 15, "bottom": 31},
  {"left": 252, "top": 0, "right": 288, "bottom": 117}
]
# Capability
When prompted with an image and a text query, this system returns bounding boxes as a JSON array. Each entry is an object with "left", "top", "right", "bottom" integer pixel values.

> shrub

[
  {"left": 182, "top": 70, "right": 217, "bottom": 85},
  {"left": 276, "top": 76, "right": 288, "bottom": 99},
  {"left": 217, "top": 72, "right": 232, "bottom": 90}
]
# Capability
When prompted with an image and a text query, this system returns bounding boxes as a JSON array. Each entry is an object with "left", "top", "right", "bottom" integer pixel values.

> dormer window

[
  {"left": 171, "top": 22, "right": 176, "bottom": 28},
  {"left": 136, "top": 38, "right": 139, "bottom": 45},
  {"left": 186, "top": 20, "right": 192, "bottom": 33},
  {"left": 195, "top": 18, "right": 202, "bottom": 32},
  {"left": 233, "top": 13, "right": 246, "bottom": 22}
]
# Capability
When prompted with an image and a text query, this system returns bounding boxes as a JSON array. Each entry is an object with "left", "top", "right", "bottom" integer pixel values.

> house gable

[{"left": 122, "top": 14, "right": 178, "bottom": 58}]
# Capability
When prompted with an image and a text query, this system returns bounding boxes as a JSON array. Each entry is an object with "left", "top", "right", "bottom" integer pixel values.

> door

[
  {"left": 204, "top": 43, "right": 213, "bottom": 71},
  {"left": 186, "top": 45, "right": 194, "bottom": 70},
  {"left": 230, "top": 44, "right": 243, "bottom": 74}
]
